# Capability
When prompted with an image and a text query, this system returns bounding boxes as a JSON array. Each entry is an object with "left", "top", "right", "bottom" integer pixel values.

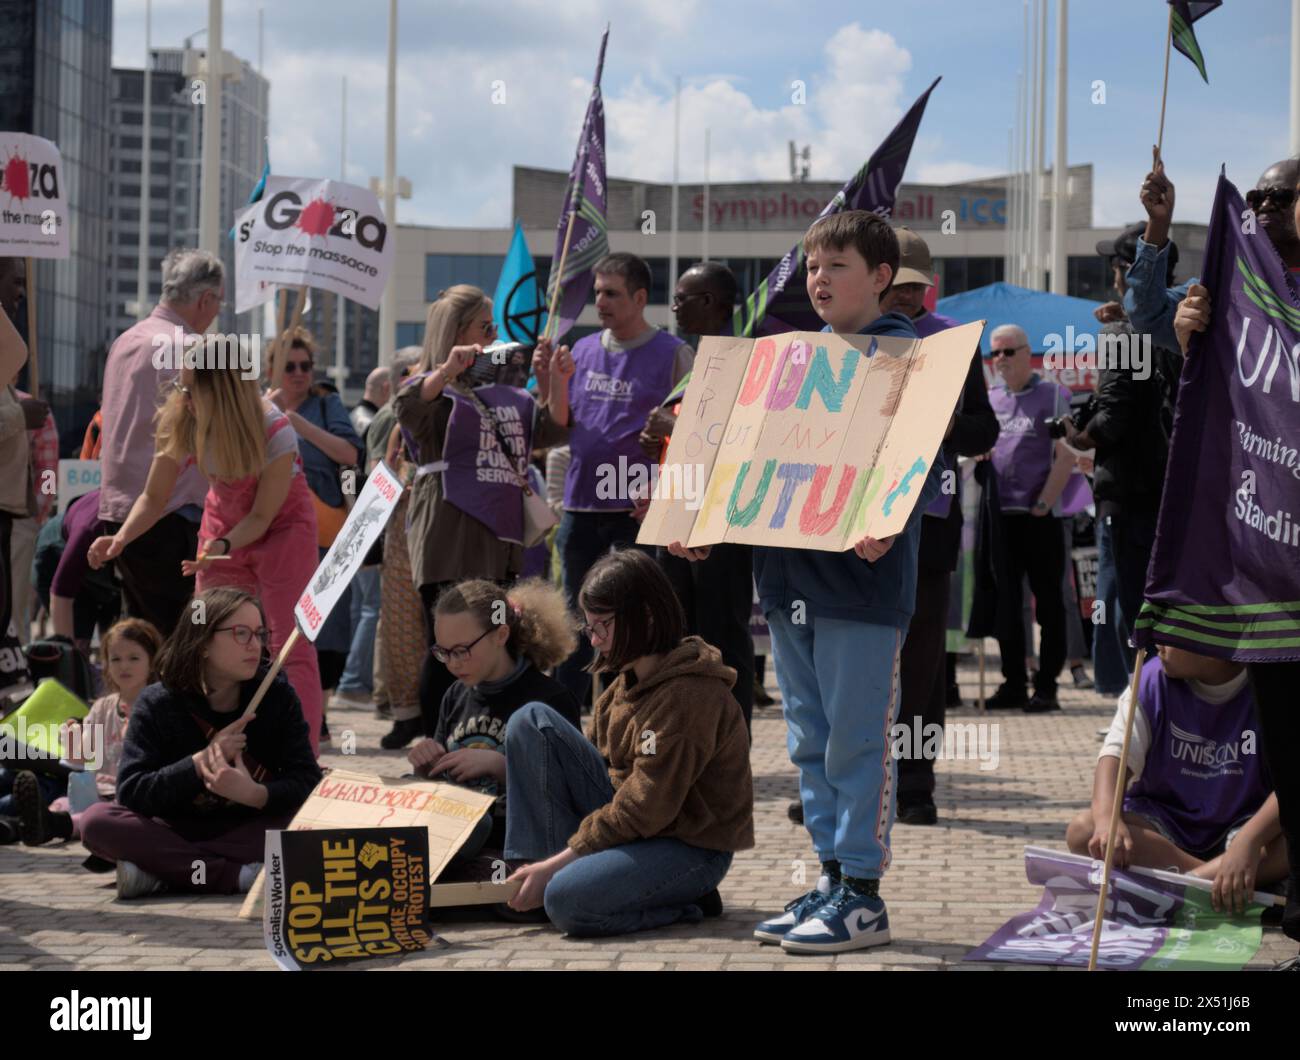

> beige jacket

[{"left": 0, "top": 386, "right": 35, "bottom": 518}]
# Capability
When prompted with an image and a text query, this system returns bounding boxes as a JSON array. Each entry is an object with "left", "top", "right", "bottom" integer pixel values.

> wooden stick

[
  {"left": 1156, "top": 6, "right": 1173, "bottom": 162},
  {"left": 544, "top": 206, "right": 579, "bottom": 344},
  {"left": 1087, "top": 646, "right": 1148, "bottom": 971},
  {"left": 977, "top": 639, "right": 986, "bottom": 713},
  {"left": 241, "top": 625, "right": 301, "bottom": 722},
  {"left": 24, "top": 257, "right": 37, "bottom": 396},
  {"left": 270, "top": 285, "right": 308, "bottom": 392}
]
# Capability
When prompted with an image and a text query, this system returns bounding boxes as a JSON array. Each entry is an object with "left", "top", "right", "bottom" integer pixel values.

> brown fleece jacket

[{"left": 569, "top": 636, "right": 755, "bottom": 857}]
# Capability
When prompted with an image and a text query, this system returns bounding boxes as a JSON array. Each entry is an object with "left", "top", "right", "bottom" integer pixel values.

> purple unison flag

[
  {"left": 544, "top": 28, "right": 610, "bottom": 342},
  {"left": 1135, "top": 170, "right": 1300, "bottom": 663},
  {"left": 732, "top": 77, "right": 941, "bottom": 338}
]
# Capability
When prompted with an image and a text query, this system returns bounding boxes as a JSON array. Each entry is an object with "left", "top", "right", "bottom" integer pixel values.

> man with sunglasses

[
  {"left": 98, "top": 249, "right": 224, "bottom": 636},
  {"left": 985, "top": 326, "right": 1076, "bottom": 713}
]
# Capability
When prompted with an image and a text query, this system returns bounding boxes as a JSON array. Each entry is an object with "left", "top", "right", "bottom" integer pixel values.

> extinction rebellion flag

[{"left": 1135, "top": 170, "right": 1300, "bottom": 663}]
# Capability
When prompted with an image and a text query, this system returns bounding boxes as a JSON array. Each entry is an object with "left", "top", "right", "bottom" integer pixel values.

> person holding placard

[
  {"left": 87, "top": 351, "right": 325, "bottom": 756},
  {"left": 78, "top": 588, "right": 321, "bottom": 898},
  {"left": 394, "top": 285, "right": 572, "bottom": 746},
  {"left": 670, "top": 212, "right": 947, "bottom": 954}
]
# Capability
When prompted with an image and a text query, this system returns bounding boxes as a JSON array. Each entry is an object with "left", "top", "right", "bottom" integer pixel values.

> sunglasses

[
  {"left": 282, "top": 361, "right": 314, "bottom": 374},
  {"left": 430, "top": 627, "right": 493, "bottom": 665},
  {"left": 989, "top": 345, "right": 1025, "bottom": 359},
  {"left": 172, "top": 379, "right": 192, "bottom": 397},
  {"left": 1245, "top": 186, "right": 1297, "bottom": 211},
  {"left": 670, "top": 292, "right": 710, "bottom": 310},
  {"left": 215, "top": 624, "right": 270, "bottom": 647}
]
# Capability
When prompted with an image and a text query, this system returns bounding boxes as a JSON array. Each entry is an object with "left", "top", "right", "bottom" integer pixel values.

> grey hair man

[
  {"left": 95, "top": 248, "right": 225, "bottom": 635},
  {"left": 350, "top": 365, "right": 392, "bottom": 437}
]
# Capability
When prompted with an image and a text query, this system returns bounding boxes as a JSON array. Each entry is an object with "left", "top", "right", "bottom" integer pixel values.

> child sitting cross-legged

[{"left": 1067, "top": 644, "right": 1288, "bottom": 914}]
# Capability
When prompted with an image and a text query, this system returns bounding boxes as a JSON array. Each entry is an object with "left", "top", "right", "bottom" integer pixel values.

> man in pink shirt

[{"left": 98, "top": 249, "right": 221, "bottom": 635}]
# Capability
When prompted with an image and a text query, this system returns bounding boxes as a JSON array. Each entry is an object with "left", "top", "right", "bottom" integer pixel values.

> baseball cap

[
  {"left": 893, "top": 226, "right": 935, "bottom": 287},
  {"left": 1096, "top": 221, "right": 1180, "bottom": 275}
]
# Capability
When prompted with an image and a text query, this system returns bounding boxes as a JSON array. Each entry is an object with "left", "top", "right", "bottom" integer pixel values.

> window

[
  {"left": 1067, "top": 256, "right": 1111, "bottom": 303},
  {"left": 395, "top": 322, "right": 425, "bottom": 350},
  {"left": 119, "top": 134, "right": 142, "bottom": 150},
  {"left": 121, "top": 110, "right": 142, "bottom": 125},
  {"left": 424, "top": 254, "right": 506, "bottom": 302}
]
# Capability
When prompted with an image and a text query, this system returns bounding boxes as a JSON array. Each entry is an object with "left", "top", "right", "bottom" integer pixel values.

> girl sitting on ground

[
  {"left": 503, "top": 548, "right": 755, "bottom": 937},
  {"left": 13, "top": 618, "right": 163, "bottom": 846}
]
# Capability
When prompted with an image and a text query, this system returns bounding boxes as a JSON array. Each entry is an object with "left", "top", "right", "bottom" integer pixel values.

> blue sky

[{"left": 112, "top": 0, "right": 1293, "bottom": 232}]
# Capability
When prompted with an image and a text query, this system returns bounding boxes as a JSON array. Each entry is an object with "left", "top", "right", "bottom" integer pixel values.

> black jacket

[
  {"left": 1084, "top": 321, "right": 1182, "bottom": 516},
  {"left": 116, "top": 667, "right": 322, "bottom": 826},
  {"left": 917, "top": 349, "right": 1001, "bottom": 573}
]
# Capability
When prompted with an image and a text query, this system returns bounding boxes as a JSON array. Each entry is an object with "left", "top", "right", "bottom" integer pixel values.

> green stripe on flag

[{"left": 1171, "top": 9, "right": 1210, "bottom": 82}]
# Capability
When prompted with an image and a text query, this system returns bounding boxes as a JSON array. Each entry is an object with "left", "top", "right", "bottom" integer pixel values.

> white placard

[
  {"left": 0, "top": 134, "right": 70, "bottom": 259},
  {"left": 56, "top": 459, "right": 101, "bottom": 514}
]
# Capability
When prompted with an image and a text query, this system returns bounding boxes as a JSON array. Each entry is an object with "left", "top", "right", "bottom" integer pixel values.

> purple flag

[
  {"left": 1135, "top": 170, "right": 1300, "bottom": 663},
  {"left": 732, "top": 77, "right": 941, "bottom": 338},
  {"left": 966, "top": 847, "right": 1267, "bottom": 970},
  {"left": 544, "top": 28, "right": 610, "bottom": 342}
]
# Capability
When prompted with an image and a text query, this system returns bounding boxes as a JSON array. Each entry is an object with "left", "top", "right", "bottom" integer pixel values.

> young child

[
  {"left": 1067, "top": 645, "right": 1287, "bottom": 914},
  {"left": 407, "top": 577, "right": 581, "bottom": 859},
  {"left": 671, "top": 210, "right": 947, "bottom": 953},
  {"left": 78, "top": 587, "right": 322, "bottom": 899},
  {"left": 503, "top": 549, "right": 754, "bottom": 937},
  {"left": 13, "top": 618, "right": 163, "bottom": 846}
]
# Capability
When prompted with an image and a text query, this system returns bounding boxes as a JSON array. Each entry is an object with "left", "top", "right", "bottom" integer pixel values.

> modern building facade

[
  {"left": 386, "top": 163, "right": 1207, "bottom": 357},
  {"left": 0, "top": 0, "right": 113, "bottom": 443},
  {"left": 106, "top": 45, "right": 269, "bottom": 343}
]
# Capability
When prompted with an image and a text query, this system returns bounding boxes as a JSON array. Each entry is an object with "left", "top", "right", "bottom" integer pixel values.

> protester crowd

[{"left": 0, "top": 149, "right": 1295, "bottom": 968}]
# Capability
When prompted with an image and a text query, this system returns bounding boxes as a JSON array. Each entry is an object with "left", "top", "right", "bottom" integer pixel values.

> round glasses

[
  {"left": 578, "top": 617, "right": 613, "bottom": 641},
  {"left": 431, "top": 627, "right": 493, "bottom": 665}
]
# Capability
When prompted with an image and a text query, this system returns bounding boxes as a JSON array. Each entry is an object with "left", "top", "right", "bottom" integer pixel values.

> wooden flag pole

[
  {"left": 543, "top": 207, "right": 579, "bottom": 344},
  {"left": 24, "top": 258, "right": 38, "bottom": 396},
  {"left": 1086, "top": 646, "right": 1148, "bottom": 971},
  {"left": 269, "top": 284, "right": 308, "bottom": 392},
  {"left": 1156, "top": 6, "right": 1174, "bottom": 161},
  {"left": 241, "top": 626, "right": 301, "bottom": 722}
]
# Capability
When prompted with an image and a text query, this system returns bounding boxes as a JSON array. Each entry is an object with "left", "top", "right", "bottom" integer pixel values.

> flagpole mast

[
  {"left": 702, "top": 128, "right": 711, "bottom": 262},
  {"left": 136, "top": 0, "right": 152, "bottom": 321},
  {"left": 335, "top": 75, "right": 347, "bottom": 392},
  {"left": 669, "top": 74, "right": 680, "bottom": 331},
  {"left": 1050, "top": 0, "right": 1068, "bottom": 295},
  {"left": 1156, "top": 4, "right": 1173, "bottom": 160},
  {"left": 1021, "top": 0, "right": 1033, "bottom": 288},
  {"left": 1291, "top": 0, "right": 1300, "bottom": 153},
  {"left": 1032, "top": 0, "right": 1047, "bottom": 291},
  {"left": 379, "top": 0, "right": 398, "bottom": 366}
]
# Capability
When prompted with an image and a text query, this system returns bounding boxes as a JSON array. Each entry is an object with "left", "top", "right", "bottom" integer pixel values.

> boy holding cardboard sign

[{"left": 669, "top": 211, "right": 946, "bottom": 954}]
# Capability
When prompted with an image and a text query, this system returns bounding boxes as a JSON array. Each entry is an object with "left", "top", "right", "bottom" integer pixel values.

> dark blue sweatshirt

[{"left": 752, "top": 311, "right": 946, "bottom": 629}]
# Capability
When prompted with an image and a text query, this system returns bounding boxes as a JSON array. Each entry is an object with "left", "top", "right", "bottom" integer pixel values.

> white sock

[{"left": 237, "top": 862, "right": 263, "bottom": 893}]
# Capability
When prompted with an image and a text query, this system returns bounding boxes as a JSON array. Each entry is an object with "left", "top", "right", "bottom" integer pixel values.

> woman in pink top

[{"left": 88, "top": 347, "right": 324, "bottom": 754}]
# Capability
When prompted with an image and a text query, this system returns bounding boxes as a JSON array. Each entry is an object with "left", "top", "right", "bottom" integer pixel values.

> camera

[
  {"left": 1045, "top": 394, "right": 1099, "bottom": 440},
  {"left": 465, "top": 342, "right": 531, "bottom": 388}
]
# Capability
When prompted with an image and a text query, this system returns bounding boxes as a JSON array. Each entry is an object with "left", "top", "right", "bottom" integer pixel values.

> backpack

[{"left": 24, "top": 637, "right": 97, "bottom": 703}]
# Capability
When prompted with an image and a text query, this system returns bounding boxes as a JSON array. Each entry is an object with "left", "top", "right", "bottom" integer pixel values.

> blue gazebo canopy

[{"left": 936, "top": 282, "right": 1104, "bottom": 354}]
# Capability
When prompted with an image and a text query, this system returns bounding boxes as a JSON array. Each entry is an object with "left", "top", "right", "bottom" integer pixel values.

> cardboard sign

[
  {"left": 295, "top": 462, "right": 402, "bottom": 641},
  {"left": 233, "top": 176, "right": 395, "bottom": 314},
  {"left": 0, "top": 133, "right": 70, "bottom": 259},
  {"left": 56, "top": 458, "right": 100, "bottom": 514},
  {"left": 638, "top": 323, "right": 982, "bottom": 551},
  {"left": 263, "top": 827, "right": 433, "bottom": 970}
]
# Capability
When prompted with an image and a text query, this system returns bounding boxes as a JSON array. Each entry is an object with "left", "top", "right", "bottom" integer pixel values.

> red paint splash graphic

[
  {"left": 2, "top": 154, "right": 30, "bottom": 201},
  {"left": 294, "top": 196, "right": 336, "bottom": 237}
]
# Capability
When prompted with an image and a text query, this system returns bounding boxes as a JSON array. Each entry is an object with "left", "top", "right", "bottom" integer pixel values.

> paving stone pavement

[{"left": 1, "top": 661, "right": 1293, "bottom": 971}]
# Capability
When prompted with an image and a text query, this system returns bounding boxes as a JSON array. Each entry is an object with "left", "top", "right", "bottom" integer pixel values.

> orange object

[{"left": 80, "top": 409, "right": 102, "bottom": 459}]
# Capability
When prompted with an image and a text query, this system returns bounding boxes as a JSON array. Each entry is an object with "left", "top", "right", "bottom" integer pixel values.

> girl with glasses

[
  {"left": 77, "top": 588, "right": 322, "bottom": 899},
  {"left": 391, "top": 284, "right": 573, "bottom": 750},
  {"left": 87, "top": 344, "right": 326, "bottom": 755},
  {"left": 406, "top": 577, "right": 579, "bottom": 875},
  {"left": 501, "top": 549, "right": 754, "bottom": 937}
]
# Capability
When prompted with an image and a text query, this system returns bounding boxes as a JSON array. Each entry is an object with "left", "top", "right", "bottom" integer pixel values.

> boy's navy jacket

[{"left": 753, "top": 311, "right": 946, "bottom": 629}]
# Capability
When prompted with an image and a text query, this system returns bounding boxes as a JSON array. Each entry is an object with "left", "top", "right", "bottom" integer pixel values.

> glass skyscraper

[{"left": 0, "top": 0, "right": 113, "bottom": 446}]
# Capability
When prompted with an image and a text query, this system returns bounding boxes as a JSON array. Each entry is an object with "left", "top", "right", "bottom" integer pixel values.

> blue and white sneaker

[
  {"left": 780, "top": 882, "right": 891, "bottom": 954},
  {"left": 753, "top": 873, "right": 834, "bottom": 944}
]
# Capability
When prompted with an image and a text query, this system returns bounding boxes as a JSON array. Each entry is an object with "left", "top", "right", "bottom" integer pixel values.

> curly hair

[{"left": 434, "top": 577, "right": 577, "bottom": 672}]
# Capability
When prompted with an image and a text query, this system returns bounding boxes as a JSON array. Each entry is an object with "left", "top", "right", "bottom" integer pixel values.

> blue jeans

[
  {"left": 768, "top": 609, "right": 903, "bottom": 879},
  {"left": 1092, "top": 516, "right": 1130, "bottom": 696},
  {"left": 503, "top": 702, "right": 733, "bottom": 937},
  {"left": 337, "top": 566, "right": 380, "bottom": 694}
]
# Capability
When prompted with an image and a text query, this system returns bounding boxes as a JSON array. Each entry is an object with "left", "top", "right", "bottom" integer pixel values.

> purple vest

[
  {"left": 441, "top": 384, "right": 537, "bottom": 544},
  {"left": 988, "top": 374, "right": 1069, "bottom": 511},
  {"left": 564, "top": 328, "right": 679, "bottom": 511},
  {"left": 1124, "top": 657, "right": 1270, "bottom": 856}
]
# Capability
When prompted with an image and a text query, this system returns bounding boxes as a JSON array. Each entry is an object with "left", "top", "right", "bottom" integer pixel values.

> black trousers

[
  {"left": 418, "top": 581, "right": 458, "bottom": 738},
  {"left": 898, "top": 565, "right": 952, "bottom": 800},
  {"left": 658, "top": 543, "right": 755, "bottom": 729},
  {"left": 1249, "top": 660, "right": 1300, "bottom": 944},
  {"left": 1109, "top": 508, "right": 1158, "bottom": 655},
  {"left": 104, "top": 512, "right": 198, "bottom": 638},
  {"left": 994, "top": 513, "right": 1067, "bottom": 698}
]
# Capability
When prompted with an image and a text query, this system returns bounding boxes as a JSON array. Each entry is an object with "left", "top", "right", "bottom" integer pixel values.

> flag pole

[
  {"left": 1156, "top": 5, "right": 1174, "bottom": 161},
  {"left": 269, "top": 284, "right": 308, "bottom": 391},
  {"left": 544, "top": 208, "right": 578, "bottom": 345},
  {"left": 1087, "top": 646, "right": 1147, "bottom": 971},
  {"left": 241, "top": 626, "right": 302, "bottom": 721},
  {"left": 23, "top": 257, "right": 37, "bottom": 396}
]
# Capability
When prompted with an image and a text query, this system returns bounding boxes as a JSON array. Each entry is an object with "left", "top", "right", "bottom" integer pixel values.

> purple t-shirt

[
  {"left": 988, "top": 374, "right": 1071, "bottom": 511},
  {"left": 1124, "top": 656, "right": 1271, "bottom": 856},
  {"left": 51, "top": 489, "right": 106, "bottom": 599}
]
